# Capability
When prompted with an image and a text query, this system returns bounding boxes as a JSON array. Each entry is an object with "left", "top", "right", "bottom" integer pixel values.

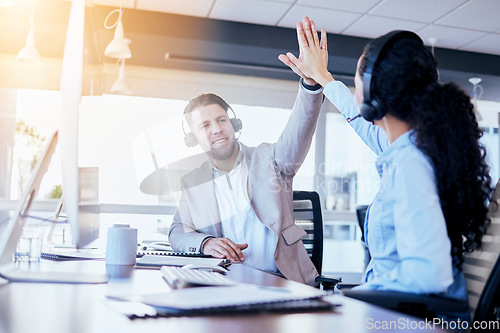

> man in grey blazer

[{"left": 168, "top": 79, "right": 323, "bottom": 286}]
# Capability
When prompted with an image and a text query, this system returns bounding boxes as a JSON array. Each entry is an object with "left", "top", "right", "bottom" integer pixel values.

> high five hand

[{"left": 278, "top": 17, "right": 333, "bottom": 87}]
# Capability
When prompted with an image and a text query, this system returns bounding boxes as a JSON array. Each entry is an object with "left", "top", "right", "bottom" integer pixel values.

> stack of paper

[
  {"left": 142, "top": 284, "right": 325, "bottom": 307},
  {"left": 107, "top": 284, "right": 334, "bottom": 318}
]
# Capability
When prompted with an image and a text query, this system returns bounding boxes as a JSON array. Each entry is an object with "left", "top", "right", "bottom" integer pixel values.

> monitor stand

[
  {"left": 46, "top": 196, "right": 71, "bottom": 248},
  {"left": 0, "top": 263, "right": 108, "bottom": 284},
  {"left": 45, "top": 196, "right": 98, "bottom": 250}
]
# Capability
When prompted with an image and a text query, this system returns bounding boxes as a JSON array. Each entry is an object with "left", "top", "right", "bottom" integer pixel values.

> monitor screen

[
  {"left": 0, "top": 131, "right": 59, "bottom": 267},
  {"left": 0, "top": 130, "right": 107, "bottom": 283},
  {"left": 60, "top": 0, "right": 99, "bottom": 249},
  {"left": 0, "top": 0, "right": 106, "bottom": 283}
]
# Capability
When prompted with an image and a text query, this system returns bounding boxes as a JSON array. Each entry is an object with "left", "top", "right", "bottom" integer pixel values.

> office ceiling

[
  {"left": 1, "top": 0, "right": 499, "bottom": 101},
  {"left": 94, "top": 0, "right": 500, "bottom": 56}
]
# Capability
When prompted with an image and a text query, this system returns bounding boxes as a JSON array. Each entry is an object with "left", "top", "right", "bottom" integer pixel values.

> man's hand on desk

[{"left": 203, "top": 238, "right": 248, "bottom": 262}]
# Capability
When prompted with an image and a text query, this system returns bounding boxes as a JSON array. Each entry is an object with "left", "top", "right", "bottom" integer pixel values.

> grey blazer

[{"left": 168, "top": 84, "right": 323, "bottom": 286}]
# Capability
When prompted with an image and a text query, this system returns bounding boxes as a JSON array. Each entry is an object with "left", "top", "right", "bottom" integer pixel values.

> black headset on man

[
  {"left": 356, "top": 30, "right": 424, "bottom": 123},
  {"left": 182, "top": 103, "right": 242, "bottom": 148}
]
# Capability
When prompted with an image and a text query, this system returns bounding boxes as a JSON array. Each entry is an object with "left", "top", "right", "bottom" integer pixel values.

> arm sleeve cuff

[
  {"left": 300, "top": 78, "right": 323, "bottom": 94},
  {"left": 199, "top": 236, "right": 215, "bottom": 254}
]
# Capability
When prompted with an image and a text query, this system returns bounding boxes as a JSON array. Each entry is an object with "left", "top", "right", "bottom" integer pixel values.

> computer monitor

[
  {"left": 0, "top": 131, "right": 107, "bottom": 283},
  {"left": 60, "top": 0, "right": 99, "bottom": 249},
  {"left": 0, "top": 0, "right": 106, "bottom": 284}
]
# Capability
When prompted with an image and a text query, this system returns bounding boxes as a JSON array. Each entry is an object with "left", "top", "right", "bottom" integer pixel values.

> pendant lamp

[
  {"left": 111, "top": 59, "right": 132, "bottom": 95},
  {"left": 104, "top": 17, "right": 131, "bottom": 59}
]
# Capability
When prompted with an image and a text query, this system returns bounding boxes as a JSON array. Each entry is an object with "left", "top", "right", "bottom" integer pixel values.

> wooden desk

[{"left": 0, "top": 260, "right": 449, "bottom": 333}]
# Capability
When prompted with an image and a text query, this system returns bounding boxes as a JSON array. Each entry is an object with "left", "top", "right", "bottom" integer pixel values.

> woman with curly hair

[{"left": 279, "top": 17, "right": 492, "bottom": 319}]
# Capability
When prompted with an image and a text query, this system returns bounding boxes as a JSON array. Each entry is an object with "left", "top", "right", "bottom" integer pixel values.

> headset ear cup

[
  {"left": 230, "top": 118, "right": 242, "bottom": 132},
  {"left": 360, "top": 102, "right": 376, "bottom": 122},
  {"left": 360, "top": 31, "right": 420, "bottom": 124},
  {"left": 184, "top": 132, "right": 197, "bottom": 147},
  {"left": 360, "top": 99, "right": 386, "bottom": 122},
  {"left": 370, "top": 98, "right": 386, "bottom": 121}
]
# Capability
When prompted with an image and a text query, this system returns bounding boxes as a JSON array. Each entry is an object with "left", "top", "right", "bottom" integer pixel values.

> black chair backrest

[
  {"left": 464, "top": 180, "right": 500, "bottom": 321},
  {"left": 356, "top": 205, "right": 369, "bottom": 242},
  {"left": 293, "top": 191, "right": 323, "bottom": 275}
]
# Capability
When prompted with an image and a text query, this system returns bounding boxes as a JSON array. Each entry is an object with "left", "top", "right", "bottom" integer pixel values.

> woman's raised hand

[{"left": 278, "top": 17, "right": 334, "bottom": 87}]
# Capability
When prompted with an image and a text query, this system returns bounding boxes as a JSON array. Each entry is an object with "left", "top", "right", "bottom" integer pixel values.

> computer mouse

[{"left": 182, "top": 264, "right": 227, "bottom": 274}]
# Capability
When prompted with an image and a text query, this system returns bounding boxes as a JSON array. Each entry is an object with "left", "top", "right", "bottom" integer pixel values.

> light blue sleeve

[
  {"left": 323, "top": 81, "right": 388, "bottom": 156},
  {"left": 358, "top": 151, "right": 454, "bottom": 294}
]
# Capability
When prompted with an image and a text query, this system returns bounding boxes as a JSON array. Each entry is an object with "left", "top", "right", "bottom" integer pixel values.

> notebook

[
  {"left": 107, "top": 284, "right": 334, "bottom": 318},
  {"left": 41, "top": 249, "right": 105, "bottom": 261}
]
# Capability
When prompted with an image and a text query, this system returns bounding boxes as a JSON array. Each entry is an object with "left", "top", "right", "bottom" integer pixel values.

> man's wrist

[
  {"left": 301, "top": 79, "right": 322, "bottom": 91},
  {"left": 200, "top": 236, "right": 215, "bottom": 254}
]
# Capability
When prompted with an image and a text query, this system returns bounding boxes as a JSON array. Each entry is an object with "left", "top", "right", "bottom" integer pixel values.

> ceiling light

[
  {"left": 104, "top": 9, "right": 131, "bottom": 59},
  {"left": 469, "top": 77, "right": 483, "bottom": 121},
  {"left": 428, "top": 37, "right": 438, "bottom": 57},
  {"left": 17, "top": 27, "right": 41, "bottom": 63},
  {"left": 17, "top": 0, "right": 41, "bottom": 64},
  {"left": 111, "top": 59, "right": 132, "bottom": 95}
]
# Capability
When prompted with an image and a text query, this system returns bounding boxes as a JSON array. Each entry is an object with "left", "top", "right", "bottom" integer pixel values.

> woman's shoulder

[{"left": 390, "top": 141, "right": 436, "bottom": 184}]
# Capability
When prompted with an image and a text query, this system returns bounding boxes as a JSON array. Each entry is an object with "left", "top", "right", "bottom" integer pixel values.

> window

[
  {"left": 11, "top": 88, "right": 61, "bottom": 200},
  {"left": 77, "top": 95, "right": 315, "bottom": 206},
  {"left": 320, "top": 97, "right": 500, "bottom": 277},
  {"left": 477, "top": 100, "right": 500, "bottom": 183},
  {"left": 322, "top": 112, "right": 377, "bottom": 275},
  {"left": 0, "top": 81, "right": 314, "bottom": 245},
  {"left": 4, "top": 75, "right": 499, "bottom": 276}
]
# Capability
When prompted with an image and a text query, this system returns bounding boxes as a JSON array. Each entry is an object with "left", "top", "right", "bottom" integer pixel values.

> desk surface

[{"left": 0, "top": 259, "right": 449, "bottom": 333}]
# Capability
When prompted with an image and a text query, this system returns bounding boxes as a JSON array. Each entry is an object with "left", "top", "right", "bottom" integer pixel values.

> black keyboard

[{"left": 136, "top": 251, "right": 212, "bottom": 258}]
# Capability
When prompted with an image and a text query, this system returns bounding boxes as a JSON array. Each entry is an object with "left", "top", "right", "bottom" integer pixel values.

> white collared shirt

[{"left": 213, "top": 151, "right": 278, "bottom": 273}]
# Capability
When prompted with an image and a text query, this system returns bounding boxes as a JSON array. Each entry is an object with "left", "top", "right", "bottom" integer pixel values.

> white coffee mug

[{"left": 106, "top": 224, "right": 137, "bottom": 265}]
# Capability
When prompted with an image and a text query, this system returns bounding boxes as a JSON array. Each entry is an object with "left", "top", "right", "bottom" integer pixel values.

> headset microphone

[{"left": 346, "top": 114, "right": 362, "bottom": 123}]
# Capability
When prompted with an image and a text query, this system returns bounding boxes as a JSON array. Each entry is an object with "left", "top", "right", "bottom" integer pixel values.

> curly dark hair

[{"left": 359, "top": 32, "right": 493, "bottom": 266}]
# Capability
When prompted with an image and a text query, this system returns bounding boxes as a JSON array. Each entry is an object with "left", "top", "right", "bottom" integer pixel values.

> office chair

[
  {"left": 293, "top": 191, "right": 341, "bottom": 290},
  {"left": 355, "top": 205, "right": 370, "bottom": 268},
  {"left": 355, "top": 205, "right": 369, "bottom": 241},
  {"left": 332, "top": 204, "right": 370, "bottom": 290},
  {"left": 342, "top": 181, "right": 500, "bottom": 323},
  {"left": 464, "top": 183, "right": 500, "bottom": 323}
]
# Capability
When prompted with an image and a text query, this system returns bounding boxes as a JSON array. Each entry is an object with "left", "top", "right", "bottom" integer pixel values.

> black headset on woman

[{"left": 359, "top": 30, "right": 423, "bottom": 122}]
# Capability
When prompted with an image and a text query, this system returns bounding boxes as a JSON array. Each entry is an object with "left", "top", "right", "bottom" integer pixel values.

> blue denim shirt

[{"left": 324, "top": 81, "right": 467, "bottom": 300}]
